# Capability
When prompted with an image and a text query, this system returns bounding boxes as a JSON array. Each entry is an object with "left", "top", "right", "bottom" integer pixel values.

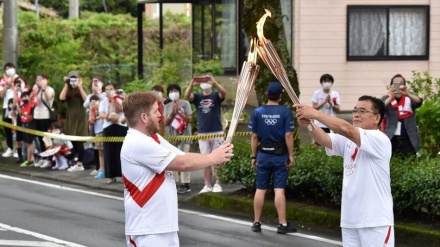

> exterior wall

[{"left": 293, "top": 0, "right": 440, "bottom": 111}]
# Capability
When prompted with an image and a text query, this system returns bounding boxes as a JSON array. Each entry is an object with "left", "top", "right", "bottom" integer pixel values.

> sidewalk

[{"left": 0, "top": 155, "right": 243, "bottom": 198}]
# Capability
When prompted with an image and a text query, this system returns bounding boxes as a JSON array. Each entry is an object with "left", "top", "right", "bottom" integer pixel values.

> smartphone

[
  {"left": 194, "top": 76, "right": 209, "bottom": 83},
  {"left": 393, "top": 82, "right": 401, "bottom": 92}
]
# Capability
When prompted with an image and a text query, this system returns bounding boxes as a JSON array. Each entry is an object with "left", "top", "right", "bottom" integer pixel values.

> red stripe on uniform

[
  {"left": 129, "top": 236, "right": 137, "bottom": 247},
  {"left": 351, "top": 147, "right": 358, "bottom": 161},
  {"left": 123, "top": 172, "right": 165, "bottom": 208},
  {"left": 384, "top": 226, "right": 392, "bottom": 245}
]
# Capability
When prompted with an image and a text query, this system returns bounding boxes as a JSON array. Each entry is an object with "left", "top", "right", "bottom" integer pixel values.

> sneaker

[
  {"left": 277, "top": 223, "right": 297, "bottom": 234},
  {"left": 40, "top": 160, "right": 53, "bottom": 169},
  {"left": 67, "top": 164, "right": 85, "bottom": 172},
  {"left": 251, "top": 222, "right": 262, "bottom": 232},
  {"left": 177, "top": 183, "right": 191, "bottom": 194},
  {"left": 20, "top": 160, "right": 30, "bottom": 167},
  {"left": 34, "top": 159, "right": 45, "bottom": 168},
  {"left": 13, "top": 151, "right": 18, "bottom": 158},
  {"left": 94, "top": 171, "right": 105, "bottom": 179},
  {"left": 198, "top": 185, "right": 212, "bottom": 194},
  {"left": 212, "top": 184, "right": 223, "bottom": 193},
  {"left": 15, "top": 158, "right": 24, "bottom": 164},
  {"left": 2, "top": 148, "right": 13, "bottom": 157},
  {"left": 90, "top": 169, "right": 99, "bottom": 176}
]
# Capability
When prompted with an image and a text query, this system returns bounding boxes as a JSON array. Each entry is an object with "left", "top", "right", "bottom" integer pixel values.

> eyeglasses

[{"left": 352, "top": 109, "right": 377, "bottom": 115}]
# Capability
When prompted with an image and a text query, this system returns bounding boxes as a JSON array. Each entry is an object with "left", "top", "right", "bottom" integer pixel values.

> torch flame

[
  {"left": 247, "top": 38, "right": 258, "bottom": 64},
  {"left": 256, "top": 9, "right": 271, "bottom": 45}
]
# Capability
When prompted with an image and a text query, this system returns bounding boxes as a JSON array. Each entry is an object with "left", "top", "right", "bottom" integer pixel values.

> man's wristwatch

[{"left": 251, "top": 156, "right": 256, "bottom": 159}]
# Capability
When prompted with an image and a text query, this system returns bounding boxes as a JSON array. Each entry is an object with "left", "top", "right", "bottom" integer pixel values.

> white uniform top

[
  {"left": 326, "top": 128, "right": 394, "bottom": 228},
  {"left": 121, "top": 128, "right": 184, "bottom": 236},
  {"left": 311, "top": 90, "right": 341, "bottom": 128}
]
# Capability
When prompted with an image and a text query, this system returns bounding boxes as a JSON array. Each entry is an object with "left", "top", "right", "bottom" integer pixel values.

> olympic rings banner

[{"left": 0, "top": 120, "right": 252, "bottom": 143}]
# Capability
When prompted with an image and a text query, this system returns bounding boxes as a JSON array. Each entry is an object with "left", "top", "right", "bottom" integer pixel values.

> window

[{"left": 347, "top": 6, "right": 429, "bottom": 61}]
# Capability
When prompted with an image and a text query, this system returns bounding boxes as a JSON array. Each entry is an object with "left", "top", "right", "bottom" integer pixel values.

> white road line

[
  {"left": 1, "top": 174, "right": 342, "bottom": 246},
  {"left": 0, "top": 223, "right": 87, "bottom": 247},
  {"left": 0, "top": 174, "right": 122, "bottom": 201},
  {"left": 0, "top": 240, "right": 68, "bottom": 247}
]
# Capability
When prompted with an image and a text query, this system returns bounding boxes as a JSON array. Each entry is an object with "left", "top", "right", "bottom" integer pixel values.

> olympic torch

[
  {"left": 225, "top": 38, "right": 260, "bottom": 143},
  {"left": 256, "top": 9, "right": 314, "bottom": 131}
]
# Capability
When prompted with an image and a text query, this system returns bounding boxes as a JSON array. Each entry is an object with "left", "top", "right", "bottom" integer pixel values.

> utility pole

[
  {"left": 2, "top": 0, "right": 19, "bottom": 66},
  {"left": 69, "top": 0, "right": 79, "bottom": 18}
]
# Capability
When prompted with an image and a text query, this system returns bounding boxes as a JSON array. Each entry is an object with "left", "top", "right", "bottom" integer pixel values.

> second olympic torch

[{"left": 256, "top": 9, "right": 314, "bottom": 131}]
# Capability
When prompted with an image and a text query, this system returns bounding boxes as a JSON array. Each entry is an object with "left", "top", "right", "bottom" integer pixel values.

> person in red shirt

[{"left": 17, "top": 91, "right": 36, "bottom": 167}]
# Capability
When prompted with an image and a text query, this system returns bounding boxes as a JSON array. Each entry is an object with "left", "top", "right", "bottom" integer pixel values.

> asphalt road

[{"left": 0, "top": 173, "right": 343, "bottom": 247}]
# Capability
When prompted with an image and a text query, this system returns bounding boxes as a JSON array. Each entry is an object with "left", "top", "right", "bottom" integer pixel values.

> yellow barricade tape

[{"left": 0, "top": 120, "right": 252, "bottom": 142}]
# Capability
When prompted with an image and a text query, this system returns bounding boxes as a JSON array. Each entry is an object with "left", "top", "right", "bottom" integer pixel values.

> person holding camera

[
  {"left": 184, "top": 74, "right": 227, "bottom": 194},
  {"left": 83, "top": 77, "right": 106, "bottom": 177},
  {"left": 381, "top": 74, "right": 423, "bottom": 156},
  {"left": 0, "top": 63, "right": 22, "bottom": 158},
  {"left": 59, "top": 71, "right": 89, "bottom": 171},
  {"left": 99, "top": 83, "right": 127, "bottom": 184},
  {"left": 29, "top": 73, "right": 56, "bottom": 168}
]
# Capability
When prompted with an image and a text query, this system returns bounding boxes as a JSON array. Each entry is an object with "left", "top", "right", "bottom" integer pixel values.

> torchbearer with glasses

[{"left": 294, "top": 95, "right": 395, "bottom": 247}]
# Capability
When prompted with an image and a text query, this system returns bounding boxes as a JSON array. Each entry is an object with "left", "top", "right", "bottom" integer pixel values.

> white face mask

[
  {"left": 169, "top": 92, "right": 180, "bottom": 101},
  {"left": 6, "top": 68, "right": 15, "bottom": 76},
  {"left": 322, "top": 82, "right": 332, "bottom": 89},
  {"left": 52, "top": 129, "right": 61, "bottom": 134},
  {"left": 200, "top": 83, "right": 212, "bottom": 91}
]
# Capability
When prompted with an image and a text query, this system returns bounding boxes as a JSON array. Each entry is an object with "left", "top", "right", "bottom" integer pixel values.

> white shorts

[
  {"left": 126, "top": 232, "right": 179, "bottom": 247},
  {"left": 198, "top": 132, "right": 224, "bottom": 154},
  {"left": 342, "top": 226, "right": 394, "bottom": 247}
]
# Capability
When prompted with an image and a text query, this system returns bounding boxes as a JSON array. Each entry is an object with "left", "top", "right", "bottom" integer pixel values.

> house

[
  {"left": 137, "top": 0, "right": 439, "bottom": 111},
  {"left": 294, "top": 0, "right": 439, "bottom": 110}
]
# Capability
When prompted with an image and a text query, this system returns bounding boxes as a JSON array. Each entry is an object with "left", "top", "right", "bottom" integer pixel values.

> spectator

[
  {"left": 163, "top": 83, "right": 193, "bottom": 193},
  {"left": 83, "top": 77, "right": 106, "bottom": 176},
  {"left": 99, "top": 83, "right": 127, "bottom": 184},
  {"left": 184, "top": 74, "right": 227, "bottom": 193},
  {"left": 311, "top": 73, "right": 341, "bottom": 133},
  {"left": 248, "top": 82, "right": 296, "bottom": 234},
  {"left": 30, "top": 74, "right": 56, "bottom": 168},
  {"left": 0, "top": 63, "right": 21, "bottom": 157},
  {"left": 88, "top": 95, "right": 105, "bottom": 179},
  {"left": 59, "top": 71, "right": 88, "bottom": 171},
  {"left": 120, "top": 91, "right": 233, "bottom": 247},
  {"left": 152, "top": 85, "right": 166, "bottom": 135},
  {"left": 10, "top": 78, "right": 26, "bottom": 163},
  {"left": 294, "top": 96, "right": 394, "bottom": 247},
  {"left": 44, "top": 122, "right": 73, "bottom": 170},
  {"left": 16, "top": 92, "right": 36, "bottom": 167},
  {"left": 382, "top": 74, "right": 423, "bottom": 156}
]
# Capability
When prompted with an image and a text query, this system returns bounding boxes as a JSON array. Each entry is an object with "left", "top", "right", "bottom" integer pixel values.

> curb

[{"left": 192, "top": 193, "right": 440, "bottom": 247}]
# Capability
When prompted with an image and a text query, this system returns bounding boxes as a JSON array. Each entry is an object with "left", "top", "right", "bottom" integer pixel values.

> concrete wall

[{"left": 293, "top": 0, "right": 440, "bottom": 111}]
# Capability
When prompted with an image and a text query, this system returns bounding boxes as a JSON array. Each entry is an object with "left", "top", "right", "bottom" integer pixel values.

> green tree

[
  {"left": 243, "top": 0, "right": 301, "bottom": 147},
  {"left": 32, "top": 0, "right": 137, "bottom": 18}
]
